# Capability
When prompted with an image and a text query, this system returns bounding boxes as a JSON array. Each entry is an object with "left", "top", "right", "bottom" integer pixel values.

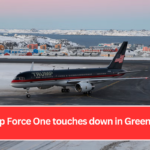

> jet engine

[
  {"left": 38, "top": 86, "right": 52, "bottom": 89},
  {"left": 75, "top": 82, "right": 94, "bottom": 92}
]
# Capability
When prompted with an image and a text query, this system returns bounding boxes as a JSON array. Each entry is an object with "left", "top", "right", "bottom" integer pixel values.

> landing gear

[
  {"left": 26, "top": 88, "right": 31, "bottom": 98},
  {"left": 88, "top": 90, "right": 92, "bottom": 94},
  {"left": 61, "top": 88, "right": 70, "bottom": 93},
  {"left": 83, "top": 91, "right": 92, "bottom": 95},
  {"left": 83, "top": 92, "right": 87, "bottom": 95},
  {"left": 26, "top": 94, "right": 31, "bottom": 98}
]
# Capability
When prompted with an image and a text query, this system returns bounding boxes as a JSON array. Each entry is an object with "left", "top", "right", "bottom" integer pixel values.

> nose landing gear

[
  {"left": 26, "top": 94, "right": 31, "bottom": 98},
  {"left": 26, "top": 88, "right": 31, "bottom": 98},
  {"left": 83, "top": 90, "right": 92, "bottom": 95}
]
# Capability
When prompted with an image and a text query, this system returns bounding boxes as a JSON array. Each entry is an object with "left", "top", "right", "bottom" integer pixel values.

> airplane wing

[{"left": 67, "top": 77, "right": 148, "bottom": 84}]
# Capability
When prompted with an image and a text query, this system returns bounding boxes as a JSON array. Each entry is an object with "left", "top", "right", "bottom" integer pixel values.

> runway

[{"left": 0, "top": 59, "right": 150, "bottom": 105}]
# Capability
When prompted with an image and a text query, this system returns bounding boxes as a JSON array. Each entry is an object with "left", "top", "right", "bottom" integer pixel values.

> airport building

[
  {"left": 81, "top": 49, "right": 101, "bottom": 53},
  {"left": 100, "top": 51, "right": 135, "bottom": 58},
  {"left": 100, "top": 52, "right": 116, "bottom": 57}
]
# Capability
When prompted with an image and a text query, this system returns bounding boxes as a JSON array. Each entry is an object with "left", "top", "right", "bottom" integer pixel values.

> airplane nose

[
  {"left": 11, "top": 80, "right": 16, "bottom": 87},
  {"left": 11, "top": 80, "right": 14, "bottom": 87},
  {"left": 11, "top": 80, "right": 15, "bottom": 83},
  {"left": 11, "top": 80, "right": 24, "bottom": 88}
]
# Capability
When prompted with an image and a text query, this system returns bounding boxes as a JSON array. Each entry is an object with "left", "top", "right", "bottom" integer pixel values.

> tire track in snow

[{"left": 100, "top": 141, "right": 129, "bottom": 150}]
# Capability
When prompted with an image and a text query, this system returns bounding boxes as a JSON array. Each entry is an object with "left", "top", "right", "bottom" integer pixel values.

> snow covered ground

[
  {"left": 1, "top": 141, "right": 150, "bottom": 150},
  {"left": 113, "top": 141, "right": 150, "bottom": 150},
  {"left": 0, "top": 35, "right": 78, "bottom": 48},
  {"left": 6, "top": 141, "right": 114, "bottom": 150},
  {"left": 0, "top": 29, "right": 150, "bottom": 36}
]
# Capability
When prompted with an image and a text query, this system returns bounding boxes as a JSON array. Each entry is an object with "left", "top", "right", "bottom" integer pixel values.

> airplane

[{"left": 11, "top": 42, "right": 148, "bottom": 98}]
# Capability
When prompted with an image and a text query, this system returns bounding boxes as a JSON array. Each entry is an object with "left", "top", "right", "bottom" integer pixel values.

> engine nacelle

[
  {"left": 38, "top": 86, "right": 52, "bottom": 89},
  {"left": 75, "top": 82, "right": 94, "bottom": 92}
]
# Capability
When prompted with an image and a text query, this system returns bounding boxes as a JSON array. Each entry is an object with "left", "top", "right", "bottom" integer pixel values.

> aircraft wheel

[
  {"left": 83, "top": 92, "right": 87, "bottom": 95},
  {"left": 67, "top": 89, "right": 70, "bottom": 93},
  {"left": 26, "top": 94, "right": 31, "bottom": 98},
  {"left": 61, "top": 89, "right": 70, "bottom": 93},
  {"left": 88, "top": 91, "right": 92, "bottom": 95}
]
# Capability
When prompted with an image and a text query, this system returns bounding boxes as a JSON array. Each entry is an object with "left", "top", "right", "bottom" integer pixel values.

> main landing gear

[
  {"left": 26, "top": 88, "right": 31, "bottom": 98},
  {"left": 61, "top": 88, "right": 70, "bottom": 93},
  {"left": 83, "top": 91, "right": 92, "bottom": 95}
]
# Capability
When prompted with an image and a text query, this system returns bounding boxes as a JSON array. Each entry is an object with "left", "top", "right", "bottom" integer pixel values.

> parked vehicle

[
  {"left": 70, "top": 52, "right": 77, "bottom": 56},
  {"left": 77, "top": 52, "right": 84, "bottom": 56},
  {"left": 83, "top": 53, "right": 91, "bottom": 56},
  {"left": 50, "top": 52, "right": 57, "bottom": 56},
  {"left": 91, "top": 52, "right": 99, "bottom": 56}
]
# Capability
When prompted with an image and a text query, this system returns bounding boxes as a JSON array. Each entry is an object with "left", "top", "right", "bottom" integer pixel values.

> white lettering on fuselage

[{"left": 32, "top": 72, "right": 53, "bottom": 77}]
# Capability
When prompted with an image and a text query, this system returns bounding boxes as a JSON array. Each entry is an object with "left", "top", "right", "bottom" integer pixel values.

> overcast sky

[{"left": 0, "top": 0, "right": 150, "bottom": 30}]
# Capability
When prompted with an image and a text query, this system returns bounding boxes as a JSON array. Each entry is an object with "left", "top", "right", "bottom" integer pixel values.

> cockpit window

[
  {"left": 19, "top": 77, "right": 25, "bottom": 80},
  {"left": 14, "top": 77, "right": 25, "bottom": 80}
]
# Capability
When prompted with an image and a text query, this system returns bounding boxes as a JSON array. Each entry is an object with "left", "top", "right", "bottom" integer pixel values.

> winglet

[{"left": 30, "top": 62, "right": 34, "bottom": 71}]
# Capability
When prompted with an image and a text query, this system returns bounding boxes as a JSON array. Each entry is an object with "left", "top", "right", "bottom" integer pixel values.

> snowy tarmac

[{"left": 0, "top": 141, "right": 149, "bottom": 150}]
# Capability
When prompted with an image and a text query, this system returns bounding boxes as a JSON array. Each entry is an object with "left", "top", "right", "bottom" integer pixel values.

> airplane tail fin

[
  {"left": 107, "top": 41, "right": 128, "bottom": 69},
  {"left": 30, "top": 62, "right": 34, "bottom": 71}
]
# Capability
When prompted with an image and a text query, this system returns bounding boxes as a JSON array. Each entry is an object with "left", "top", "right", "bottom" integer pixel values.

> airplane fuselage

[{"left": 11, "top": 68, "right": 125, "bottom": 88}]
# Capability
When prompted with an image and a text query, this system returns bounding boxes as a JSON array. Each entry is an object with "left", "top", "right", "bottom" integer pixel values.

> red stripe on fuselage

[{"left": 11, "top": 74, "right": 124, "bottom": 83}]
